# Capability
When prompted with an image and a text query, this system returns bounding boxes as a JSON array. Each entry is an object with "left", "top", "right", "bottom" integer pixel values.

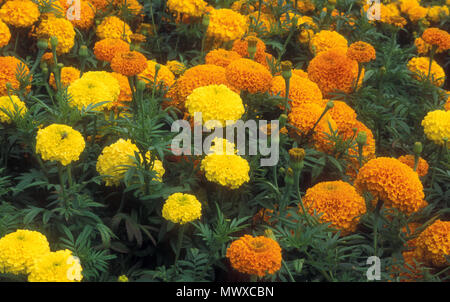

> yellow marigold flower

[
  {"left": 298, "top": 29, "right": 314, "bottom": 44},
  {"left": 111, "top": 51, "right": 147, "bottom": 77},
  {"left": 96, "top": 138, "right": 165, "bottom": 186},
  {"left": 167, "top": 0, "right": 207, "bottom": 17},
  {"left": 28, "top": 249, "right": 83, "bottom": 282},
  {"left": 307, "top": 48, "right": 363, "bottom": 98},
  {"left": 208, "top": 137, "right": 237, "bottom": 155},
  {"left": 93, "top": 38, "right": 130, "bottom": 63},
  {"left": 162, "top": 193, "right": 202, "bottom": 224},
  {"left": 0, "top": 95, "right": 26, "bottom": 123},
  {"left": 247, "top": 12, "right": 273, "bottom": 32},
  {"left": 270, "top": 74, "right": 325, "bottom": 109},
  {"left": 421, "top": 27, "right": 450, "bottom": 51},
  {"left": 346, "top": 41, "right": 376, "bottom": 63},
  {"left": 226, "top": 235, "right": 282, "bottom": 277},
  {"left": 201, "top": 152, "right": 250, "bottom": 189},
  {"left": 118, "top": 275, "right": 128, "bottom": 282},
  {"left": 58, "top": 0, "right": 95, "bottom": 30},
  {"left": 407, "top": 5, "right": 428, "bottom": 22},
  {"left": 413, "top": 220, "right": 450, "bottom": 267},
  {"left": 302, "top": 181, "right": 366, "bottom": 235},
  {"left": 407, "top": 57, "right": 445, "bottom": 87},
  {"left": 225, "top": 58, "right": 272, "bottom": 94},
  {"left": 49, "top": 66, "right": 80, "bottom": 90},
  {"left": 139, "top": 60, "right": 175, "bottom": 88},
  {"left": 110, "top": 72, "right": 132, "bottom": 104},
  {"left": 0, "top": 56, "right": 31, "bottom": 96},
  {"left": 166, "top": 60, "right": 186, "bottom": 76},
  {"left": 96, "top": 16, "right": 133, "bottom": 42},
  {"left": 68, "top": 71, "right": 120, "bottom": 111},
  {"left": 354, "top": 157, "right": 426, "bottom": 215},
  {"left": 35, "top": 15, "right": 76, "bottom": 54},
  {"left": 427, "top": 6, "right": 449, "bottom": 23},
  {"left": 0, "top": 229, "right": 50, "bottom": 275},
  {"left": 205, "top": 48, "right": 242, "bottom": 68},
  {"left": 166, "top": 64, "right": 238, "bottom": 110},
  {"left": 397, "top": 155, "right": 429, "bottom": 177},
  {"left": 0, "top": 19, "right": 10, "bottom": 47},
  {"left": 114, "top": 0, "right": 143, "bottom": 15},
  {"left": 232, "top": 36, "right": 266, "bottom": 60},
  {"left": 421, "top": 110, "right": 450, "bottom": 148},
  {"left": 206, "top": 8, "right": 247, "bottom": 43},
  {"left": 185, "top": 84, "right": 244, "bottom": 129},
  {"left": 0, "top": 0, "right": 40, "bottom": 28},
  {"left": 309, "top": 30, "right": 348, "bottom": 55},
  {"left": 35, "top": 124, "right": 85, "bottom": 166}
]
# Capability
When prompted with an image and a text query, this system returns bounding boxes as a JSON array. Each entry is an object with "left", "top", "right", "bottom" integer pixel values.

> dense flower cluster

[
  {"left": 0, "top": 19, "right": 10, "bottom": 47},
  {"left": 225, "top": 58, "right": 272, "bottom": 93},
  {"left": 421, "top": 110, "right": 450, "bottom": 148},
  {"left": 0, "top": 95, "right": 27, "bottom": 123},
  {"left": 346, "top": 41, "right": 376, "bottom": 63},
  {"left": 162, "top": 193, "right": 202, "bottom": 224},
  {"left": 35, "top": 124, "right": 86, "bottom": 166},
  {"left": 35, "top": 15, "right": 76, "bottom": 54},
  {"left": 226, "top": 235, "right": 282, "bottom": 277},
  {"left": 206, "top": 9, "right": 247, "bottom": 42},
  {"left": 28, "top": 249, "right": 83, "bottom": 282},
  {"left": 302, "top": 181, "right": 367, "bottom": 235}
]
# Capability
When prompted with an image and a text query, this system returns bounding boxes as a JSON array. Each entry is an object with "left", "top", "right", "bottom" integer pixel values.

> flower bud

[
  {"left": 41, "top": 67, "right": 49, "bottom": 78},
  {"left": 279, "top": 114, "right": 288, "bottom": 128},
  {"left": 136, "top": 79, "right": 146, "bottom": 92},
  {"left": 247, "top": 36, "right": 258, "bottom": 60},
  {"left": 79, "top": 45, "right": 89, "bottom": 58},
  {"left": 37, "top": 39, "right": 49, "bottom": 50},
  {"left": 413, "top": 142, "right": 423, "bottom": 155},
  {"left": 57, "top": 63, "right": 64, "bottom": 70},
  {"left": 264, "top": 229, "right": 276, "bottom": 241},
  {"left": 50, "top": 36, "right": 58, "bottom": 49},
  {"left": 289, "top": 148, "right": 305, "bottom": 172},
  {"left": 356, "top": 131, "right": 367, "bottom": 146},
  {"left": 202, "top": 15, "right": 210, "bottom": 27},
  {"left": 284, "top": 167, "right": 295, "bottom": 186},
  {"left": 326, "top": 101, "right": 334, "bottom": 109},
  {"left": 281, "top": 61, "right": 292, "bottom": 81}
]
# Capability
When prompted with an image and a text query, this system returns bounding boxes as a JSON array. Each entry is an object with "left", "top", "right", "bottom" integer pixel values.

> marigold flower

[
  {"left": 201, "top": 152, "right": 250, "bottom": 189},
  {"left": 406, "top": 5, "right": 428, "bottom": 22},
  {"left": 421, "top": 110, "right": 450, "bottom": 148},
  {"left": 270, "top": 74, "right": 325, "bottom": 109},
  {"left": 185, "top": 84, "right": 244, "bottom": 129},
  {"left": 49, "top": 66, "right": 80, "bottom": 90},
  {"left": 397, "top": 155, "right": 429, "bottom": 177},
  {"left": 354, "top": 157, "right": 426, "bottom": 215},
  {"left": 413, "top": 220, "right": 450, "bottom": 267},
  {"left": 232, "top": 35, "right": 266, "bottom": 60},
  {"left": 110, "top": 72, "right": 132, "bottom": 105},
  {"left": 0, "top": 0, "right": 40, "bottom": 28},
  {"left": 307, "top": 48, "right": 363, "bottom": 98},
  {"left": 421, "top": 27, "right": 450, "bottom": 51},
  {"left": 114, "top": 0, "right": 143, "bottom": 15},
  {"left": 165, "top": 60, "right": 186, "bottom": 76},
  {"left": 139, "top": 60, "right": 175, "bottom": 88},
  {"left": 344, "top": 120, "right": 376, "bottom": 176},
  {"left": 67, "top": 71, "right": 120, "bottom": 111},
  {"left": 205, "top": 48, "right": 242, "bottom": 68},
  {"left": 225, "top": 58, "right": 272, "bottom": 94},
  {"left": 346, "top": 41, "right": 376, "bottom": 63},
  {"left": 89, "top": 0, "right": 110, "bottom": 11},
  {"left": 57, "top": 0, "right": 95, "bottom": 30},
  {"left": 427, "top": 6, "right": 449, "bottom": 23},
  {"left": 0, "top": 95, "right": 27, "bottom": 123},
  {"left": 0, "top": 56, "right": 30, "bottom": 96},
  {"left": 96, "top": 138, "right": 165, "bottom": 186},
  {"left": 302, "top": 181, "right": 366, "bottom": 235},
  {"left": 0, "top": 229, "right": 50, "bottom": 275},
  {"left": 35, "top": 15, "right": 76, "bottom": 54},
  {"left": 292, "top": 69, "right": 308, "bottom": 78},
  {"left": 96, "top": 16, "right": 133, "bottom": 42},
  {"left": 309, "top": 30, "right": 348, "bottom": 55},
  {"left": 206, "top": 9, "right": 247, "bottom": 43},
  {"left": 167, "top": 0, "right": 207, "bottom": 18},
  {"left": 28, "top": 249, "right": 83, "bottom": 282},
  {"left": 328, "top": 100, "right": 358, "bottom": 134},
  {"left": 407, "top": 57, "right": 445, "bottom": 86},
  {"left": 93, "top": 38, "right": 130, "bottom": 63},
  {"left": 35, "top": 124, "right": 85, "bottom": 166},
  {"left": 162, "top": 193, "right": 202, "bottom": 224},
  {"left": 0, "top": 19, "right": 10, "bottom": 47},
  {"left": 111, "top": 51, "right": 147, "bottom": 77},
  {"left": 226, "top": 235, "right": 282, "bottom": 277}
]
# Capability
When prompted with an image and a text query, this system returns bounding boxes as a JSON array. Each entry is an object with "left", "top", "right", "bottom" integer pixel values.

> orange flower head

[
  {"left": 421, "top": 27, "right": 450, "bottom": 51},
  {"left": 225, "top": 58, "right": 272, "bottom": 94},
  {"left": 328, "top": 100, "right": 358, "bottom": 134},
  {"left": 346, "top": 41, "right": 376, "bottom": 63},
  {"left": 226, "top": 235, "right": 282, "bottom": 277},
  {"left": 205, "top": 48, "right": 242, "bottom": 68},
  {"left": 414, "top": 220, "right": 450, "bottom": 267},
  {"left": 0, "top": 56, "right": 31, "bottom": 96},
  {"left": 94, "top": 38, "right": 130, "bottom": 62},
  {"left": 110, "top": 72, "right": 132, "bottom": 105},
  {"left": 111, "top": 51, "right": 147, "bottom": 76},
  {"left": 397, "top": 155, "right": 429, "bottom": 177},
  {"left": 49, "top": 66, "right": 80, "bottom": 89},
  {"left": 232, "top": 35, "right": 266, "bottom": 60},
  {"left": 139, "top": 60, "right": 175, "bottom": 88}
]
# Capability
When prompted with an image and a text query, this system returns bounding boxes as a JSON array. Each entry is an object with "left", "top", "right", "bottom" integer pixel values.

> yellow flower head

[
  {"left": 0, "top": 0, "right": 40, "bottom": 28},
  {"left": 139, "top": 60, "right": 175, "bottom": 88},
  {"left": 421, "top": 110, "right": 450, "bottom": 148},
  {"left": 28, "top": 249, "right": 83, "bottom": 282},
  {"left": 49, "top": 66, "right": 80, "bottom": 90},
  {"left": 0, "top": 95, "right": 27, "bottom": 123},
  {"left": 309, "top": 30, "right": 348, "bottom": 55},
  {"left": 36, "top": 15, "right": 76, "bottom": 54},
  {"left": 206, "top": 8, "right": 247, "bottom": 43},
  {"left": 0, "top": 19, "right": 11, "bottom": 47},
  {"left": 421, "top": 27, "right": 450, "bottom": 52},
  {"left": 346, "top": 41, "right": 376, "bottom": 63},
  {"left": 427, "top": 6, "right": 449, "bottom": 23},
  {"left": 225, "top": 58, "right": 272, "bottom": 94},
  {"left": 407, "top": 57, "right": 445, "bottom": 87},
  {"left": 0, "top": 229, "right": 50, "bottom": 275},
  {"left": 166, "top": 60, "right": 186, "bottom": 76},
  {"left": 226, "top": 235, "right": 282, "bottom": 277},
  {"left": 162, "top": 193, "right": 202, "bottom": 224},
  {"left": 185, "top": 84, "right": 245, "bottom": 129},
  {"left": 35, "top": 124, "right": 86, "bottom": 166},
  {"left": 397, "top": 155, "right": 429, "bottom": 177},
  {"left": 167, "top": 0, "right": 207, "bottom": 17},
  {"left": 200, "top": 152, "right": 250, "bottom": 189},
  {"left": 205, "top": 48, "right": 242, "bottom": 68},
  {"left": 111, "top": 51, "right": 148, "bottom": 77},
  {"left": 96, "top": 16, "right": 133, "bottom": 42}
]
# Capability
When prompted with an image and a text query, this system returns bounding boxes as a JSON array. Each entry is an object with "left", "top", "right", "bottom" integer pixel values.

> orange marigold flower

[
  {"left": 0, "top": 19, "right": 10, "bottom": 48},
  {"left": 58, "top": 0, "right": 96, "bottom": 30},
  {"left": 89, "top": 0, "right": 110, "bottom": 11},
  {"left": 354, "top": 157, "right": 426, "bottom": 215},
  {"left": 421, "top": 27, "right": 450, "bottom": 51},
  {"left": 413, "top": 219, "right": 450, "bottom": 267},
  {"left": 302, "top": 180, "right": 367, "bottom": 235},
  {"left": 307, "top": 48, "right": 363, "bottom": 98},
  {"left": 309, "top": 30, "right": 348, "bottom": 55},
  {"left": 110, "top": 72, "right": 132, "bottom": 104},
  {"left": 0, "top": 0, "right": 40, "bottom": 28},
  {"left": 0, "top": 56, "right": 31, "bottom": 96},
  {"left": 346, "top": 41, "right": 376, "bottom": 63},
  {"left": 328, "top": 100, "right": 358, "bottom": 134},
  {"left": 270, "top": 74, "right": 325, "bottom": 108},
  {"left": 205, "top": 48, "right": 242, "bottom": 68},
  {"left": 292, "top": 69, "right": 308, "bottom": 78},
  {"left": 225, "top": 58, "right": 272, "bottom": 94},
  {"left": 232, "top": 35, "right": 266, "bottom": 60},
  {"left": 414, "top": 37, "right": 445, "bottom": 55},
  {"left": 397, "top": 155, "right": 429, "bottom": 177},
  {"left": 41, "top": 52, "right": 54, "bottom": 65},
  {"left": 96, "top": 16, "right": 133, "bottom": 42},
  {"left": 49, "top": 66, "right": 80, "bottom": 90},
  {"left": 226, "top": 234, "right": 282, "bottom": 277},
  {"left": 35, "top": 15, "right": 76, "bottom": 54},
  {"left": 166, "top": 60, "right": 186, "bottom": 76},
  {"left": 206, "top": 8, "right": 247, "bottom": 43},
  {"left": 167, "top": 0, "right": 207, "bottom": 18},
  {"left": 139, "top": 60, "right": 175, "bottom": 88},
  {"left": 93, "top": 38, "right": 130, "bottom": 62},
  {"left": 111, "top": 51, "right": 147, "bottom": 77}
]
